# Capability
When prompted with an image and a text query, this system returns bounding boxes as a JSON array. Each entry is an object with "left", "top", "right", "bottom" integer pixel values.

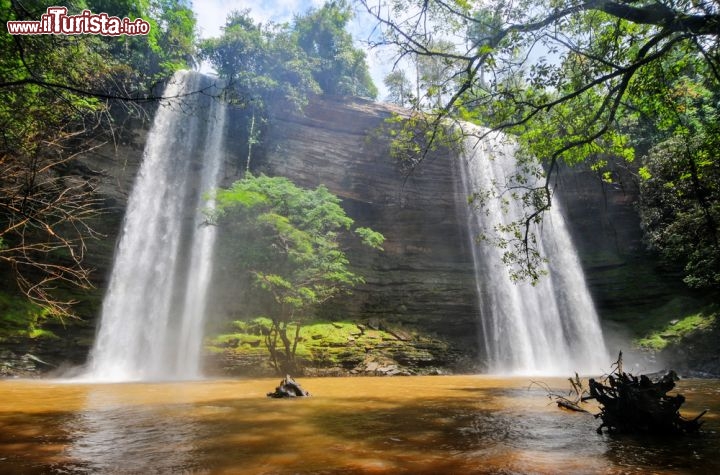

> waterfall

[
  {"left": 84, "top": 71, "right": 226, "bottom": 381},
  {"left": 460, "top": 126, "right": 609, "bottom": 375}
]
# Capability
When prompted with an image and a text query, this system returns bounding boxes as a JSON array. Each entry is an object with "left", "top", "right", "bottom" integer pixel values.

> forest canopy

[{"left": 200, "top": 0, "right": 378, "bottom": 110}]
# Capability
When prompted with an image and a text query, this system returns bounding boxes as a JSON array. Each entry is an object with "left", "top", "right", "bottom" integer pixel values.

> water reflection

[
  {"left": 61, "top": 385, "right": 206, "bottom": 473},
  {"left": 0, "top": 377, "right": 717, "bottom": 474}
]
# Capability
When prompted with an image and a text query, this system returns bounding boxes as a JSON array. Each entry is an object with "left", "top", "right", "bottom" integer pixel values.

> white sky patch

[
  {"left": 193, "top": 0, "right": 392, "bottom": 100},
  {"left": 194, "top": 0, "right": 324, "bottom": 38}
]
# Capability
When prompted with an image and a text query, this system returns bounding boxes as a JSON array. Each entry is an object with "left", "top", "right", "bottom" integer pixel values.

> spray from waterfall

[
  {"left": 84, "top": 71, "right": 226, "bottom": 381},
  {"left": 459, "top": 125, "right": 610, "bottom": 375}
]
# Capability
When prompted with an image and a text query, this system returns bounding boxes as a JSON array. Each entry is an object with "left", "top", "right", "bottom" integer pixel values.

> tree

[
  {"left": 0, "top": 0, "right": 197, "bottom": 316},
  {"left": 384, "top": 69, "right": 413, "bottom": 106},
  {"left": 87, "top": 0, "right": 197, "bottom": 84},
  {"left": 201, "top": 1, "right": 379, "bottom": 106},
  {"left": 209, "top": 174, "right": 384, "bottom": 375},
  {"left": 200, "top": 10, "right": 319, "bottom": 110},
  {"left": 416, "top": 39, "right": 459, "bottom": 108},
  {"left": 638, "top": 132, "right": 720, "bottom": 291},
  {"left": 201, "top": 3, "right": 379, "bottom": 172},
  {"left": 360, "top": 0, "right": 720, "bottom": 281},
  {"left": 293, "top": 0, "right": 378, "bottom": 99}
]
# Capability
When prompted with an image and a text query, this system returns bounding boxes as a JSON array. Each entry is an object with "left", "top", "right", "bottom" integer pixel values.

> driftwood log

[
  {"left": 583, "top": 353, "right": 706, "bottom": 434},
  {"left": 267, "top": 375, "right": 311, "bottom": 398}
]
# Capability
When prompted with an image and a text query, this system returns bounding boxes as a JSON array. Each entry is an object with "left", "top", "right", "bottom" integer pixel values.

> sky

[{"left": 192, "top": 0, "right": 392, "bottom": 99}]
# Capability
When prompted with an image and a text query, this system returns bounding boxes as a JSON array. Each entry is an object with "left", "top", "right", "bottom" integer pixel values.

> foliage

[
  {"left": 360, "top": 0, "right": 720, "bottom": 283},
  {"left": 208, "top": 174, "right": 384, "bottom": 374},
  {"left": 0, "top": 290, "right": 54, "bottom": 341},
  {"left": 384, "top": 69, "right": 413, "bottom": 106},
  {"left": 383, "top": 112, "right": 463, "bottom": 173},
  {"left": 0, "top": 0, "right": 197, "bottom": 316},
  {"left": 415, "top": 39, "right": 459, "bottom": 109},
  {"left": 201, "top": 1, "right": 377, "bottom": 109},
  {"left": 638, "top": 131, "right": 720, "bottom": 290},
  {"left": 87, "top": 0, "right": 197, "bottom": 86},
  {"left": 633, "top": 54, "right": 720, "bottom": 291},
  {"left": 200, "top": 10, "right": 320, "bottom": 112},
  {"left": 292, "top": 0, "right": 377, "bottom": 99}
]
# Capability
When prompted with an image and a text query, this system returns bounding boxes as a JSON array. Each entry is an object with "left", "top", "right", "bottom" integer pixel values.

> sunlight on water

[{"left": 0, "top": 376, "right": 717, "bottom": 474}]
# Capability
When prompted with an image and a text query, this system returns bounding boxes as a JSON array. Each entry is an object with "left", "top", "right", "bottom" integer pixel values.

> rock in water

[{"left": 267, "top": 375, "right": 311, "bottom": 398}]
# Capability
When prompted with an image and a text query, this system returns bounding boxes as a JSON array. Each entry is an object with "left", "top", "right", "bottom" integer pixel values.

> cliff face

[
  {"left": 212, "top": 97, "right": 482, "bottom": 372},
  {"left": 6, "top": 94, "right": 708, "bottom": 376},
  {"left": 554, "top": 165, "right": 700, "bottom": 321},
  {"left": 268, "top": 99, "right": 479, "bottom": 340},
  {"left": 555, "top": 165, "right": 668, "bottom": 314}
]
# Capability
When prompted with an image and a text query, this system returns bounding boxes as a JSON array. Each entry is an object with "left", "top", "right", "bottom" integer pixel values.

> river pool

[{"left": 0, "top": 375, "right": 717, "bottom": 474}]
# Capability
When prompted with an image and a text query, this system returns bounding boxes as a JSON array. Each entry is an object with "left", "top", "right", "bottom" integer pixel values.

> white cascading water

[
  {"left": 460, "top": 126, "right": 609, "bottom": 375},
  {"left": 84, "top": 70, "right": 226, "bottom": 381}
]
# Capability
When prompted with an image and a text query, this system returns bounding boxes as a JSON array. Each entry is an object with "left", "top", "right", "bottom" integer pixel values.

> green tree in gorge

[{"left": 208, "top": 174, "right": 384, "bottom": 375}]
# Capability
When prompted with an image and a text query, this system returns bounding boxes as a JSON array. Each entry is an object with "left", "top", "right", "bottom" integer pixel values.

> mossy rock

[
  {"left": 204, "top": 316, "right": 462, "bottom": 376},
  {"left": 0, "top": 291, "right": 55, "bottom": 341},
  {"left": 636, "top": 310, "right": 716, "bottom": 351}
]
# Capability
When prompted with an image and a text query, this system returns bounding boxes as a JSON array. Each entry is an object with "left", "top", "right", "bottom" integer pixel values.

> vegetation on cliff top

[
  {"left": 200, "top": 0, "right": 377, "bottom": 103},
  {"left": 199, "top": 1, "right": 378, "bottom": 171}
]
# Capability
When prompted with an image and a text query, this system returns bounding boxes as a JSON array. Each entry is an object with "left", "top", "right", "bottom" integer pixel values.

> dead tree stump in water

[
  {"left": 584, "top": 354, "right": 706, "bottom": 434},
  {"left": 267, "top": 375, "right": 311, "bottom": 398}
]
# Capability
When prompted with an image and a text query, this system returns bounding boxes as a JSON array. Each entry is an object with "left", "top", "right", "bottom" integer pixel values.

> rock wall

[
  {"left": 212, "top": 97, "right": 482, "bottom": 371},
  {"left": 554, "top": 163, "right": 695, "bottom": 320},
  {"left": 6, "top": 93, "right": 707, "bottom": 376}
]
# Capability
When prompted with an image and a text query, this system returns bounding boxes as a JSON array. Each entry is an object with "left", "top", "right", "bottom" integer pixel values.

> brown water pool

[{"left": 0, "top": 375, "right": 717, "bottom": 474}]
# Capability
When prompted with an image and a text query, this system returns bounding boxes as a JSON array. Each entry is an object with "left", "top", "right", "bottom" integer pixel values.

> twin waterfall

[
  {"left": 85, "top": 71, "right": 226, "bottom": 381},
  {"left": 459, "top": 127, "right": 609, "bottom": 375},
  {"left": 83, "top": 74, "right": 606, "bottom": 380}
]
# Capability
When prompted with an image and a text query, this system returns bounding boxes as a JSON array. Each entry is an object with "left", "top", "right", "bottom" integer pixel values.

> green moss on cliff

[
  {"left": 636, "top": 308, "right": 717, "bottom": 350},
  {"left": 618, "top": 290, "right": 716, "bottom": 355},
  {"left": 206, "top": 317, "right": 454, "bottom": 375},
  {"left": 207, "top": 318, "right": 374, "bottom": 363},
  {"left": 0, "top": 291, "right": 55, "bottom": 341}
]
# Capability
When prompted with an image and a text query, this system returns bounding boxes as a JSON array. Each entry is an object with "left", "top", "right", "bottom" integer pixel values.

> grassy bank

[{"left": 206, "top": 317, "right": 458, "bottom": 376}]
